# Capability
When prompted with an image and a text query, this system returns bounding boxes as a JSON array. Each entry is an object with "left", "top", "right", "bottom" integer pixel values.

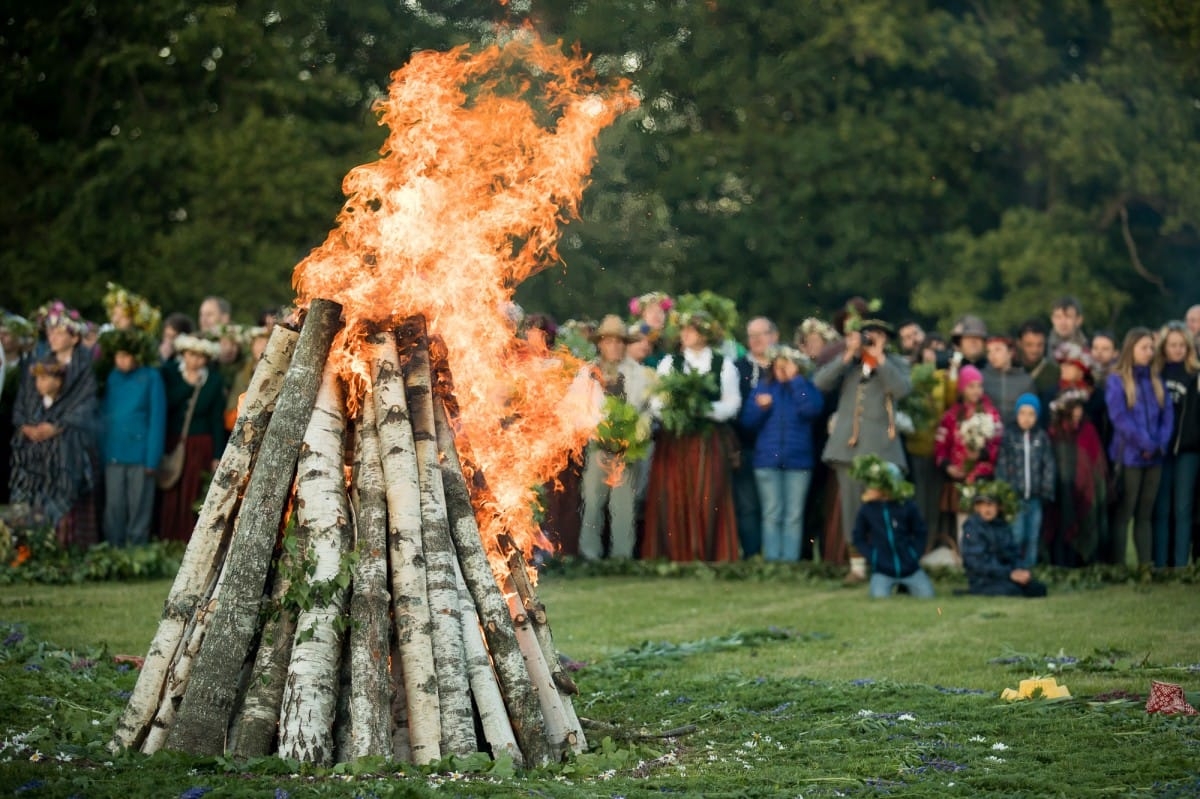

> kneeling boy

[{"left": 850, "top": 455, "right": 935, "bottom": 599}]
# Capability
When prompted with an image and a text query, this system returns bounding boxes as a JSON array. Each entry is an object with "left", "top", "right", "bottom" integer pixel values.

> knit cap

[
  {"left": 1015, "top": 392, "right": 1041, "bottom": 416},
  {"left": 958, "top": 364, "right": 983, "bottom": 387}
]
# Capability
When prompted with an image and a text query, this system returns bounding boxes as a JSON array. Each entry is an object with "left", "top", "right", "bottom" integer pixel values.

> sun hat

[
  {"left": 951, "top": 314, "right": 988, "bottom": 342},
  {"left": 590, "top": 314, "right": 635, "bottom": 343}
]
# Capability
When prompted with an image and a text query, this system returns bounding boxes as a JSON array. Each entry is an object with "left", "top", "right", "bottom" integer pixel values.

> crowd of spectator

[{"left": 2, "top": 286, "right": 1198, "bottom": 594}]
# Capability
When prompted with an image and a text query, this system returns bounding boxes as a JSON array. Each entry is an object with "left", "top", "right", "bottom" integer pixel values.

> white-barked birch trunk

[
  {"left": 373, "top": 330, "right": 441, "bottom": 764},
  {"left": 278, "top": 370, "right": 353, "bottom": 765}
]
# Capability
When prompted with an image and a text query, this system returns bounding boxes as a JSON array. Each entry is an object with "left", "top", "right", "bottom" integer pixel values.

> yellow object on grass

[{"left": 1001, "top": 677, "right": 1071, "bottom": 701}]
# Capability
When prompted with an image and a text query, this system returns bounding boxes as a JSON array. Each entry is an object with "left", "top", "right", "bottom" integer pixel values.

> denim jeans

[
  {"left": 1012, "top": 499, "right": 1043, "bottom": 569},
  {"left": 754, "top": 468, "right": 812, "bottom": 561},
  {"left": 1152, "top": 452, "right": 1200, "bottom": 567},
  {"left": 869, "top": 570, "right": 936, "bottom": 598}
]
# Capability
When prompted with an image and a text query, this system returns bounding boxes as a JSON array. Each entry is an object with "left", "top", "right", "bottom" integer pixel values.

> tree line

[{"left": 2, "top": 0, "right": 1197, "bottom": 335}]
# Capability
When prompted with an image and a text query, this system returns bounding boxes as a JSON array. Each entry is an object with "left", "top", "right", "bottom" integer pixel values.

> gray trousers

[
  {"left": 833, "top": 463, "right": 865, "bottom": 547},
  {"left": 908, "top": 454, "right": 944, "bottom": 552},
  {"left": 104, "top": 463, "right": 156, "bottom": 547},
  {"left": 580, "top": 447, "right": 636, "bottom": 559}
]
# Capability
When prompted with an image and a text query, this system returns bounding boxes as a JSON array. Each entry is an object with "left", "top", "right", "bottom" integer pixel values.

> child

[
  {"left": 99, "top": 329, "right": 166, "bottom": 547},
  {"left": 961, "top": 481, "right": 1048, "bottom": 597},
  {"left": 995, "top": 393, "right": 1056, "bottom": 568},
  {"left": 850, "top": 454, "right": 935, "bottom": 599},
  {"left": 934, "top": 364, "right": 1002, "bottom": 543}
]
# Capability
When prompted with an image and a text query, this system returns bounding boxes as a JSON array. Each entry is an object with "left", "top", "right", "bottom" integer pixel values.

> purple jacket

[{"left": 1104, "top": 368, "right": 1173, "bottom": 468}]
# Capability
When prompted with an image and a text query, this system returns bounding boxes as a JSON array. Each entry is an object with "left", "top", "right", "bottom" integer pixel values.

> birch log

[
  {"left": 113, "top": 325, "right": 299, "bottom": 751},
  {"left": 454, "top": 557, "right": 522, "bottom": 766},
  {"left": 373, "top": 330, "right": 441, "bottom": 765},
  {"left": 508, "top": 596, "right": 575, "bottom": 761},
  {"left": 431, "top": 396, "right": 551, "bottom": 766},
  {"left": 228, "top": 514, "right": 310, "bottom": 758},
  {"left": 278, "top": 370, "right": 353, "bottom": 765},
  {"left": 346, "top": 396, "right": 393, "bottom": 759},
  {"left": 389, "top": 633, "right": 412, "bottom": 764},
  {"left": 165, "top": 299, "right": 342, "bottom": 756},
  {"left": 403, "top": 318, "right": 475, "bottom": 756}
]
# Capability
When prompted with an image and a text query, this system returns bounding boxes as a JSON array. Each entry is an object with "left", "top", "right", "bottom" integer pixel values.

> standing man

[
  {"left": 198, "top": 296, "right": 231, "bottom": 335},
  {"left": 982, "top": 334, "right": 1036, "bottom": 429},
  {"left": 576, "top": 315, "right": 654, "bottom": 560},
  {"left": 732, "top": 316, "right": 778, "bottom": 558},
  {"left": 1017, "top": 319, "right": 1060, "bottom": 420},
  {"left": 949, "top": 315, "right": 988, "bottom": 370},
  {"left": 814, "top": 319, "right": 912, "bottom": 583},
  {"left": 1048, "top": 296, "right": 1088, "bottom": 352}
]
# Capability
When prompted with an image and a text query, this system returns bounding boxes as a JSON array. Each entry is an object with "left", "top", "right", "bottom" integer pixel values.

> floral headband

[
  {"left": 629, "top": 292, "right": 673, "bottom": 317},
  {"left": 104, "top": 282, "right": 162, "bottom": 335},
  {"left": 34, "top": 300, "right": 86, "bottom": 336},
  {"left": 798, "top": 317, "right": 839, "bottom": 343}
]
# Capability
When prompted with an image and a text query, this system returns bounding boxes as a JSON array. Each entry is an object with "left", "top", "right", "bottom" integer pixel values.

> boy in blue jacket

[
  {"left": 995, "top": 393, "right": 1056, "bottom": 568},
  {"left": 850, "top": 454, "right": 935, "bottom": 598},
  {"left": 99, "top": 329, "right": 166, "bottom": 546},
  {"left": 961, "top": 480, "right": 1048, "bottom": 597}
]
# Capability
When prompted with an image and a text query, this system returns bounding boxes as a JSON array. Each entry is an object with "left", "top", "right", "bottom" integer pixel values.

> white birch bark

[
  {"left": 278, "top": 370, "right": 353, "bottom": 765},
  {"left": 454, "top": 557, "right": 522, "bottom": 766},
  {"left": 507, "top": 594, "right": 575, "bottom": 761},
  {"left": 389, "top": 632, "right": 412, "bottom": 763},
  {"left": 346, "top": 395, "right": 394, "bottom": 759},
  {"left": 402, "top": 317, "right": 475, "bottom": 756},
  {"left": 430, "top": 396, "right": 551, "bottom": 766},
  {"left": 113, "top": 326, "right": 299, "bottom": 751},
  {"left": 165, "top": 299, "right": 341, "bottom": 756},
  {"left": 372, "top": 330, "right": 441, "bottom": 764}
]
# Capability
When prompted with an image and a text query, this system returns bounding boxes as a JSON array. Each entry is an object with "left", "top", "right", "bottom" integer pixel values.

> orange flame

[{"left": 292, "top": 30, "right": 637, "bottom": 566}]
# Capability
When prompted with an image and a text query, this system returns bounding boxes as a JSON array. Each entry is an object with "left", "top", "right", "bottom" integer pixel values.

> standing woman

[
  {"left": 642, "top": 310, "right": 742, "bottom": 561},
  {"left": 10, "top": 303, "right": 99, "bottom": 545},
  {"left": 1106, "top": 327, "right": 1173, "bottom": 567},
  {"left": 1152, "top": 322, "right": 1200, "bottom": 568},
  {"left": 739, "top": 346, "right": 824, "bottom": 561},
  {"left": 158, "top": 334, "right": 226, "bottom": 542}
]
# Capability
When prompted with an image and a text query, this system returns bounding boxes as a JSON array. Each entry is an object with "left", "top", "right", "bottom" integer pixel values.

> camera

[{"left": 862, "top": 332, "right": 875, "bottom": 347}]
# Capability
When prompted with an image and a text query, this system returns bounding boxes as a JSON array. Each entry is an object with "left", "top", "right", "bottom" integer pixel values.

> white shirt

[{"left": 651, "top": 347, "right": 742, "bottom": 422}]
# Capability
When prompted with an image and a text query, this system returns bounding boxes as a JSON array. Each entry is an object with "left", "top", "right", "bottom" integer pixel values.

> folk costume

[
  {"left": 1046, "top": 388, "right": 1109, "bottom": 566},
  {"left": 813, "top": 320, "right": 912, "bottom": 580},
  {"left": 641, "top": 312, "right": 742, "bottom": 562},
  {"left": 158, "top": 336, "right": 227, "bottom": 542},
  {"left": 576, "top": 316, "right": 654, "bottom": 560},
  {"left": 10, "top": 345, "right": 99, "bottom": 545}
]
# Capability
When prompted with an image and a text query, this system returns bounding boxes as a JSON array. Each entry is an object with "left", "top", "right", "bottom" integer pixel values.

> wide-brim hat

[
  {"left": 174, "top": 334, "right": 221, "bottom": 359},
  {"left": 951, "top": 314, "right": 988, "bottom": 342},
  {"left": 591, "top": 314, "right": 635, "bottom": 343},
  {"left": 858, "top": 319, "right": 894, "bottom": 336}
]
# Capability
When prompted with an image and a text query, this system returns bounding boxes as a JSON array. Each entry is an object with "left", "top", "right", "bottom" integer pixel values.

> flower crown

[
  {"left": 849, "top": 454, "right": 914, "bottom": 501},
  {"left": 0, "top": 312, "right": 37, "bottom": 346},
  {"left": 629, "top": 292, "right": 673, "bottom": 317},
  {"left": 958, "top": 479, "right": 1020, "bottom": 521},
  {"left": 33, "top": 300, "right": 86, "bottom": 336},
  {"left": 1049, "top": 388, "right": 1091, "bottom": 416},
  {"left": 173, "top": 334, "right": 222, "bottom": 359},
  {"left": 798, "top": 317, "right": 839, "bottom": 343},
  {"left": 103, "top": 282, "right": 162, "bottom": 335}
]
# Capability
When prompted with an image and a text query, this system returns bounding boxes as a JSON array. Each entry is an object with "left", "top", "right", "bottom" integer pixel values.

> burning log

[
  {"left": 116, "top": 310, "right": 587, "bottom": 770},
  {"left": 164, "top": 299, "right": 343, "bottom": 756}
]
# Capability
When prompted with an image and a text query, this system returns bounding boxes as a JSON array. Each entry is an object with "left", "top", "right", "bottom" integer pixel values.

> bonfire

[{"left": 111, "top": 31, "right": 636, "bottom": 768}]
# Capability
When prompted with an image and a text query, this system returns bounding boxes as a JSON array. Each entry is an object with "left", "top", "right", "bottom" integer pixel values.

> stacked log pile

[{"left": 112, "top": 299, "right": 585, "bottom": 767}]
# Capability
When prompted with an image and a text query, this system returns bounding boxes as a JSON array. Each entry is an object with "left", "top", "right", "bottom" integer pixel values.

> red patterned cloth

[{"left": 1145, "top": 681, "right": 1197, "bottom": 715}]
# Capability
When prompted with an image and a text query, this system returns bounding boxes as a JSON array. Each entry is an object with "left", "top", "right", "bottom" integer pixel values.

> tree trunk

[
  {"left": 508, "top": 597, "right": 574, "bottom": 761},
  {"left": 372, "top": 329, "right": 441, "bottom": 765},
  {"left": 346, "top": 395, "right": 394, "bottom": 760},
  {"left": 402, "top": 317, "right": 475, "bottom": 757},
  {"left": 431, "top": 396, "right": 551, "bottom": 766},
  {"left": 278, "top": 370, "right": 353, "bottom": 766},
  {"left": 389, "top": 633, "right": 412, "bottom": 763},
  {"left": 454, "top": 556, "right": 522, "bottom": 766},
  {"left": 113, "top": 325, "right": 299, "bottom": 752},
  {"left": 165, "top": 299, "right": 342, "bottom": 756}
]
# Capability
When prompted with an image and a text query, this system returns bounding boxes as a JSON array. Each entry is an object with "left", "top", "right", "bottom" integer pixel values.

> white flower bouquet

[{"left": 958, "top": 412, "right": 999, "bottom": 453}]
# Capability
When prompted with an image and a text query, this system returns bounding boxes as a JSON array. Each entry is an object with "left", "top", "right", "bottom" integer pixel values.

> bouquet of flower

[
  {"left": 958, "top": 411, "right": 999, "bottom": 453},
  {"left": 595, "top": 395, "right": 652, "bottom": 462},
  {"left": 655, "top": 368, "right": 718, "bottom": 437}
]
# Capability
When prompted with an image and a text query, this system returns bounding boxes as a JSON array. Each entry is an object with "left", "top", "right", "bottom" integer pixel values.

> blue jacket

[
  {"left": 738, "top": 374, "right": 824, "bottom": 470},
  {"left": 1105, "top": 368, "right": 1173, "bottom": 468},
  {"left": 995, "top": 427, "right": 1056, "bottom": 502},
  {"left": 961, "top": 513, "right": 1023, "bottom": 595},
  {"left": 852, "top": 498, "right": 926, "bottom": 578},
  {"left": 102, "top": 366, "right": 167, "bottom": 469}
]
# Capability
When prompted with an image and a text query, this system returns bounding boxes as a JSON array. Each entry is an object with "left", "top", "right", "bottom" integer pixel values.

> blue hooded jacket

[
  {"left": 852, "top": 498, "right": 926, "bottom": 578},
  {"left": 1104, "top": 368, "right": 1173, "bottom": 468},
  {"left": 738, "top": 373, "right": 824, "bottom": 470}
]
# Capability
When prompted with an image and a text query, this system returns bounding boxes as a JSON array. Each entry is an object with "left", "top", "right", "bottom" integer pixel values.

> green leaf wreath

[
  {"left": 958, "top": 479, "right": 1020, "bottom": 521},
  {"left": 655, "top": 368, "right": 718, "bottom": 437},
  {"left": 849, "top": 454, "right": 914, "bottom": 501},
  {"left": 595, "top": 395, "right": 652, "bottom": 462}
]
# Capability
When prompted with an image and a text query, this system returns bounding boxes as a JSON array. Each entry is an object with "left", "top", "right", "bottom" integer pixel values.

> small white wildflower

[
  {"left": 992, "top": 742, "right": 1009, "bottom": 751},
  {"left": 91, "top": 719, "right": 101, "bottom": 726},
  {"left": 655, "top": 689, "right": 671, "bottom": 697},
  {"left": 857, "top": 709, "right": 875, "bottom": 717},
  {"left": 969, "top": 735, "right": 986, "bottom": 743},
  {"left": 599, "top": 769, "right": 616, "bottom": 781},
  {"left": 29, "top": 751, "right": 44, "bottom": 762},
  {"left": 986, "top": 755, "right": 1006, "bottom": 763},
  {"left": 898, "top": 713, "right": 916, "bottom": 721}
]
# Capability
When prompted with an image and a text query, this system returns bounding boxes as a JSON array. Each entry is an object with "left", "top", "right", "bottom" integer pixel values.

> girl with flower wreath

[
  {"left": 1045, "top": 388, "right": 1109, "bottom": 566},
  {"left": 934, "top": 364, "right": 1002, "bottom": 546},
  {"left": 641, "top": 310, "right": 742, "bottom": 562},
  {"left": 9, "top": 302, "right": 100, "bottom": 546},
  {"left": 158, "top": 334, "right": 227, "bottom": 542},
  {"left": 628, "top": 291, "right": 673, "bottom": 368},
  {"left": 1105, "top": 327, "right": 1173, "bottom": 567}
]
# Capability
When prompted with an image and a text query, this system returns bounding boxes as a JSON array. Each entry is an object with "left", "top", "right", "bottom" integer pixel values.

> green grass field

[{"left": 1, "top": 569, "right": 1198, "bottom": 797}]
